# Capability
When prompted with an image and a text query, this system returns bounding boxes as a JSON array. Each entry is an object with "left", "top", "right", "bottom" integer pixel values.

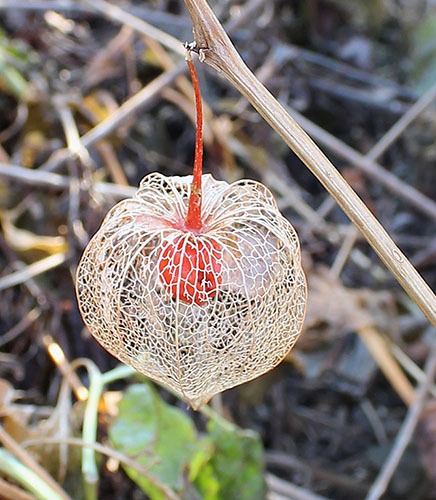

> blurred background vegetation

[{"left": 0, "top": 1, "right": 436, "bottom": 499}]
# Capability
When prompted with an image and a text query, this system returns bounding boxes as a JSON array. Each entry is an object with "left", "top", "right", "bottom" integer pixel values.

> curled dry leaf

[{"left": 76, "top": 172, "right": 307, "bottom": 409}]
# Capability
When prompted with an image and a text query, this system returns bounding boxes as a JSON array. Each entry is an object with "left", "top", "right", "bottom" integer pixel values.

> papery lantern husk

[{"left": 76, "top": 172, "right": 307, "bottom": 409}]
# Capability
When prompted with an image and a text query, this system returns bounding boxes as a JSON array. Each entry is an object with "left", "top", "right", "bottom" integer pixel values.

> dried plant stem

[
  {"left": 82, "top": 0, "right": 184, "bottom": 56},
  {"left": 291, "top": 107, "right": 436, "bottom": 221},
  {"left": 239, "top": 52, "right": 436, "bottom": 221},
  {"left": 366, "top": 343, "right": 436, "bottom": 500},
  {"left": 331, "top": 80, "right": 436, "bottom": 276},
  {"left": 0, "top": 253, "right": 68, "bottom": 292},
  {"left": 266, "top": 450, "right": 369, "bottom": 494},
  {"left": 367, "top": 80, "right": 436, "bottom": 162},
  {"left": 183, "top": 0, "right": 436, "bottom": 326},
  {"left": 358, "top": 326, "right": 415, "bottom": 406},
  {"left": 0, "top": 162, "right": 135, "bottom": 198},
  {"left": 266, "top": 473, "right": 329, "bottom": 500}
]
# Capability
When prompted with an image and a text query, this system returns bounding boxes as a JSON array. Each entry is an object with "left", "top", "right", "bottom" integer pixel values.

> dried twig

[
  {"left": 0, "top": 253, "right": 68, "bottom": 292},
  {"left": 289, "top": 107, "right": 436, "bottom": 222},
  {"left": 182, "top": 0, "right": 436, "bottom": 326},
  {"left": 82, "top": 0, "right": 185, "bottom": 56},
  {"left": 233, "top": 50, "right": 436, "bottom": 223},
  {"left": 331, "top": 80, "right": 436, "bottom": 276},
  {"left": 266, "top": 473, "right": 330, "bottom": 500},
  {"left": 358, "top": 325, "right": 415, "bottom": 406},
  {"left": 0, "top": 163, "right": 135, "bottom": 198},
  {"left": 0, "top": 308, "right": 41, "bottom": 348},
  {"left": 367, "top": 80, "right": 436, "bottom": 161},
  {"left": 40, "top": 65, "right": 185, "bottom": 174},
  {"left": 366, "top": 342, "right": 436, "bottom": 500},
  {"left": 265, "top": 450, "right": 369, "bottom": 495}
]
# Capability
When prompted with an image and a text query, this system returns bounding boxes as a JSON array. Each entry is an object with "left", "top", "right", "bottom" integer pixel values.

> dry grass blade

[{"left": 358, "top": 325, "right": 415, "bottom": 406}]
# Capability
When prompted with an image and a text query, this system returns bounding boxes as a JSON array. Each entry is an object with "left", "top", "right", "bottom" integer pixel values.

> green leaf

[
  {"left": 109, "top": 383, "right": 266, "bottom": 500},
  {"left": 190, "top": 438, "right": 220, "bottom": 499},
  {"left": 0, "top": 50, "right": 28, "bottom": 99},
  {"left": 206, "top": 417, "right": 267, "bottom": 500},
  {"left": 109, "top": 383, "right": 201, "bottom": 499}
]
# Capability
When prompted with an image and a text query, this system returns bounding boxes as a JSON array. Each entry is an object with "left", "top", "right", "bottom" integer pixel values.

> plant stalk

[
  {"left": 183, "top": 0, "right": 436, "bottom": 325},
  {"left": 185, "top": 52, "right": 204, "bottom": 231}
]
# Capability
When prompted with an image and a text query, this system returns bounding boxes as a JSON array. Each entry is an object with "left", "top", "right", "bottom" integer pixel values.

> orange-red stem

[{"left": 185, "top": 56, "right": 203, "bottom": 231}]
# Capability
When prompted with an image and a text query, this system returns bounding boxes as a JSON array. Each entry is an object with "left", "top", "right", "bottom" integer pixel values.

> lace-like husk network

[{"left": 76, "top": 172, "right": 307, "bottom": 409}]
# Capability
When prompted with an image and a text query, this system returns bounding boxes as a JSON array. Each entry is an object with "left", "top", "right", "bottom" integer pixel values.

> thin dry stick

[
  {"left": 0, "top": 253, "right": 68, "bottom": 292},
  {"left": 367, "top": 80, "right": 436, "bottom": 161},
  {"left": 391, "top": 343, "right": 436, "bottom": 398},
  {"left": 183, "top": 0, "right": 436, "bottom": 326},
  {"left": 0, "top": 163, "right": 135, "bottom": 198},
  {"left": 53, "top": 95, "right": 90, "bottom": 164},
  {"left": 266, "top": 473, "right": 329, "bottom": 500},
  {"left": 82, "top": 0, "right": 185, "bottom": 56},
  {"left": 0, "top": 308, "right": 41, "bottom": 347},
  {"left": 80, "top": 65, "right": 185, "bottom": 152},
  {"left": 331, "top": 80, "right": 436, "bottom": 275},
  {"left": 291, "top": 108, "right": 436, "bottom": 221},
  {"left": 39, "top": 0, "right": 261, "bottom": 175},
  {"left": 366, "top": 342, "right": 436, "bottom": 500},
  {"left": 38, "top": 65, "right": 185, "bottom": 174},
  {"left": 358, "top": 325, "right": 415, "bottom": 406},
  {"left": 42, "top": 333, "right": 88, "bottom": 401},
  {"left": 265, "top": 450, "right": 369, "bottom": 494},
  {"left": 233, "top": 51, "right": 436, "bottom": 221},
  {"left": 0, "top": 425, "right": 71, "bottom": 500},
  {"left": 330, "top": 227, "right": 359, "bottom": 278}
]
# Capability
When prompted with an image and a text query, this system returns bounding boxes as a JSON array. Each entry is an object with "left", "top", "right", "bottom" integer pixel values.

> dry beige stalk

[{"left": 182, "top": 0, "right": 436, "bottom": 326}]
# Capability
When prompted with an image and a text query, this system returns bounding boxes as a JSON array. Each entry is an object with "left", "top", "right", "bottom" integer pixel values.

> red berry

[{"left": 158, "top": 234, "right": 222, "bottom": 305}]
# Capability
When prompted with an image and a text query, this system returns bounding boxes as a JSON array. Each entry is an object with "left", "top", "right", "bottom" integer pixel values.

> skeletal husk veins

[{"left": 76, "top": 172, "right": 307, "bottom": 409}]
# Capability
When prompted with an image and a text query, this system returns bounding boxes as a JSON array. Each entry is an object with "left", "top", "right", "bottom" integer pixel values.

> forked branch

[{"left": 183, "top": 0, "right": 436, "bottom": 326}]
